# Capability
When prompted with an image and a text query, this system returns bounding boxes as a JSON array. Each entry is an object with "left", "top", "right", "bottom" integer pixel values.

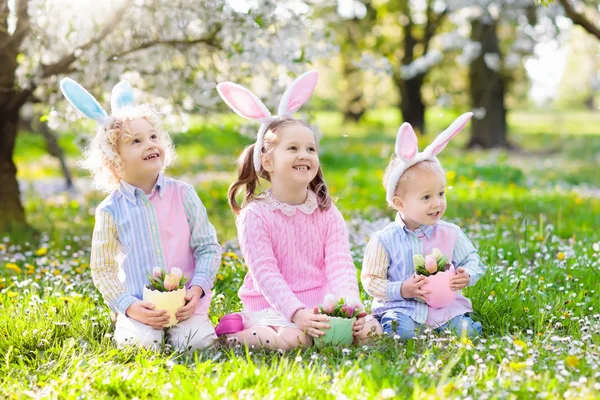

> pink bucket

[{"left": 422, "top": 265, "right": 457, "bottom": 309}]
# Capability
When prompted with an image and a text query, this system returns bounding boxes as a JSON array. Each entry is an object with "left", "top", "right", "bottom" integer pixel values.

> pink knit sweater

[{"left": 236, "top": 190, "right": 360, "bottom": 322}]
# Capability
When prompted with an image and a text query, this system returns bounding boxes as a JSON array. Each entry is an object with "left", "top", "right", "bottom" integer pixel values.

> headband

[
  {"left": 216, "top": 70, "right": 319, "bottom": 171},
  {"left": 385, "top": 112, "right": 473, "bottom": 204}
]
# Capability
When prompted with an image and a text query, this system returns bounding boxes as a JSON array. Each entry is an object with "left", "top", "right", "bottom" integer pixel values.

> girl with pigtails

[
  {"left": 60, "top": 79, "right": 221, "bottom": 351},
  {"left": 214, "top": 70, "right": 382, "bottom": 351}
]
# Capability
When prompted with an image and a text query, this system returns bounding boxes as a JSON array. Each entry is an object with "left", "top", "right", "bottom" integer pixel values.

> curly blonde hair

[{"left": 79, "top": 105, "right": 175, "bottom": 193}]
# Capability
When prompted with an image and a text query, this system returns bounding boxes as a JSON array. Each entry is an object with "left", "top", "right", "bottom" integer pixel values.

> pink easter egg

[{"left": 421, "top": 265, "right": 457, "bottom": 309}]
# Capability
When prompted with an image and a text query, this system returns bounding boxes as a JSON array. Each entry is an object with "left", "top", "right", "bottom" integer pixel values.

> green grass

[{"left": 2, "top": 110, "right": 600, "bottom": 398}]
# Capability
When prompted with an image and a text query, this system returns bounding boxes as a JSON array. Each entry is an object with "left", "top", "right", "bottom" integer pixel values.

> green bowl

[{"left": 314, "top": 316, "right": 355, "bottom": 348}]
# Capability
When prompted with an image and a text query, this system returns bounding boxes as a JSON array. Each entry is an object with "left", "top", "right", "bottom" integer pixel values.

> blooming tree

[
  {"left": 443, "top": 0, "right": 564, "bottom": 148},
  {"left": 556, "top": 0, "right": 600, "bottom": 40},
  {"left": 328, "top": 0, "right": 571, "bottom": 147},
  {"left": 0, "top": 0, "right": 331, "bottom": 231},
  {"left": 346, "top": 0, "right": 451, "bottom": 134}
]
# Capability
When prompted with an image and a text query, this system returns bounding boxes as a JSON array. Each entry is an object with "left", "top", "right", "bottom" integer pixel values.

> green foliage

[{"left": 146, "top": 268, "right": 189, "bottom": 292}]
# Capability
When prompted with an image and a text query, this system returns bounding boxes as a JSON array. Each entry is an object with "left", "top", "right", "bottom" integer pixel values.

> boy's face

[
  {"left": 116, "top": 118, "right": 165, "bottom": 183},
  {"left": 262, "top": 124, "right": 319, "bottom": 188},
  {"left": 392, "top": 167, "right": 447, "bottom": 230}
]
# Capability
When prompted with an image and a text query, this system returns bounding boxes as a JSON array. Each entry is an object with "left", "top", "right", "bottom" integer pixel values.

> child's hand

[
  {"left": 401, "top": 274, "right": 431, "bottom": 302},
  {"left": 450, "top": 267, "right": 470, "bottom": 291},
  {"left": 352, "top": 311, "right": 367, "bottom": 337},
  {"left": 126, "top": 300, "right": 169, "bottom": 330},
  {"left": 176, "top": 285, "right": 204, "bottom": 322},
  {"left": 292, "top": 307, "right": 330, "bottom": 338}
]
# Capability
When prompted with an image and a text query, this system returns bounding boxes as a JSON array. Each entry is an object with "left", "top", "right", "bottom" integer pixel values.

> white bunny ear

[
  {"left": 216, "top": 82, "right": 271, "bottom": 123},
  {"left": 277, "top": 70, "right": 318, "bottom": 115},
  {"left": 111, "top": 81, "right": 135, "bottom": 112},
  {"left": 395, "top": 122, "right": 419, "bottom": 160},
  {"left": 60, "top": 78, "right": 107, "bottom": 122},
  {"left": 426, "top": 112, "right": 473, "bottom": 156}
]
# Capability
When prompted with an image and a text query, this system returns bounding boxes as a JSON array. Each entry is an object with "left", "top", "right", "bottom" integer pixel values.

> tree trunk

[
  {"left": 394, "top": 3, "right": 427, "bottom": 135},
  {"left": 339, "top": 15, "right": 368, "bottom": 124},
  {"left": 0, "top": 106, "right": 27, "bottom": 232},
  {"left": 468, "top": 19, "right": 508, "bottom": 149},
  {"left": 20, "top": 116, "right": 75, "bottom": 189},
  {"left": 341, "top": 50, "right": 366, "bottom": 123},
  {"left": 40, "top": 121, "right": 74, "bottom": 189},
  {"left": 397, "top": 74, "right": 426, "bottom": 135}
]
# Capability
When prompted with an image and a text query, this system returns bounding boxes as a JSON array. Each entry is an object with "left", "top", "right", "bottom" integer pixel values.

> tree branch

[
  {"left": 423, "top": 1, "right": 447, "bottom": 54},
  {"left": 106, "top": 29, "right": 222, "bottom": 61},
  {"left": 0, "top": 0, "right": 30, "bottom": 53},
  {"left": 40, "top": 0, "right": 134, "bottom": 78},
  {"left": 558, "top": 0, "right": 600, "bottom": 40},
  {"left": 0, "top": 0, "right": 9, "bottom": 38},
  {"left": 401, "top": 1, "right": 416, "bottom": 65},
  {"left": 10, "top": 0, "right": 30, "bottom": 50}
]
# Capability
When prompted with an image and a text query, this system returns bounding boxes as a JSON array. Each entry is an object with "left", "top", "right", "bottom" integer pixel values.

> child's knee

[
  {"left": 297, "top": 333, "right": 313, "bottom": 348},
  {"left": 449, "top": 315, "right": 482, "bottom": 338},
  {"left": 356, "top": 317, "right": 383, "bottom": 343},
  {"left": 171, "top": 329, "right": 217, "bottom": 351},
  {"left": 113, "top": 317, "right": 164, "bottom": 350},
  {"left": 465, "top": 319, "right": 482, "bottom": 337},
  {"left": 381, "top": 313, "right": 416, "bottom": 340},
  {"left": 395, "top": 324, "right": 417, "bottom": 340},
  {"left": 139, "top": 331, "right": 165, "bottom": 350},
  {"left": 170, "top": 315, "right": 217, "bottom": 351},
  {"left": 117, "top": 330, "right": 163, "bottom": 350}
]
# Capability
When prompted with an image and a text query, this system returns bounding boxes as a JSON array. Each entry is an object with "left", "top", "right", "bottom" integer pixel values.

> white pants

[{"left": 114, "top": 314, "right": 216, "bottom": 351}]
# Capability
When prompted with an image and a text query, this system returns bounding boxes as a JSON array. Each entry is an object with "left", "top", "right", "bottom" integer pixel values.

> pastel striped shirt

[
  {"left": 361, "top": 213, "right": 486, "bottom": 327},
  {"left": 90, "top": 173, "right": 221, "bottom": 315}
]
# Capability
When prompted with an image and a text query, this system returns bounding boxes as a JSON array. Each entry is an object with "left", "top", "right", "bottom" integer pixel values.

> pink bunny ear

[
  {"left": 427, "top": 112, "right": 473, "bottom": 156},
  {"left": 216, "top": 82, "right": 271, "bottom": 123},
  {"left": 277, "top": 70, "right": 319, "bottom": 115},
  {"left": 395, "top": 123, "right": 419, "bottom": 160}
]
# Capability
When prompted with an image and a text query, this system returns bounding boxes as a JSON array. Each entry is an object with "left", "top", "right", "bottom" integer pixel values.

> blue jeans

[{"left": 380, "top": 310, "right": 482, "bottom": 340}]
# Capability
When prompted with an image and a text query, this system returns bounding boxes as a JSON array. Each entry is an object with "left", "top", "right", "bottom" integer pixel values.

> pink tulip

[
  {"left": 347, "top": 296, "right": 364, "bottom": 311},
  {"left": 425, "top": 255, "right": 438, "bottom": 274},
  {"left": 341, "top": 305, "right": 355, "bottom": 318},
  {"left": 321, "top": 294, "right": 337, "bottom": 314},
  {"left": 152, "top": 267, "right": 163, "bottom": 278},
  {"left": 163, "top": 273, "right": 181, "bottom": 291},
  {"left": 170, "top": 267, "right": 183, "bottom": 279}
]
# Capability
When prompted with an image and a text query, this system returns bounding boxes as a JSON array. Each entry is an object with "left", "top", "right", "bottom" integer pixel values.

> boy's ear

[{"left": 392, "top": 195, "right": 404, "bottom": 211}]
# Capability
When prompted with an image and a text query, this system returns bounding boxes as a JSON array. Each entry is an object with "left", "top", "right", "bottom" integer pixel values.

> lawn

[{"left": 1, "top": 110, "right": 599, "bottom": 398}]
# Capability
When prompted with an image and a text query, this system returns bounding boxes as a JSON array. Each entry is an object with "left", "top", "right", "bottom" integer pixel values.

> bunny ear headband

[
  {"left": 385, "top": 112, "right": 473, "bottom": 205},
  {"left": 59, "top": 78, "right": 136, "bottom": 159},
  {"left": 216, "top": 70, "right": 319, "bottom": 171}
]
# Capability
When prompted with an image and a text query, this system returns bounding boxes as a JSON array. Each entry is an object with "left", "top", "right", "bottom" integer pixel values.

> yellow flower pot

[{"left": 142, "top": 287, "right": 186, "bottom": 328}]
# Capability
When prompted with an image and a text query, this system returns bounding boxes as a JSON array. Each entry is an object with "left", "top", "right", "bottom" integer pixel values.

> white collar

[{"left": 256, "top": 189, "right": 318, "bottom": 216}]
